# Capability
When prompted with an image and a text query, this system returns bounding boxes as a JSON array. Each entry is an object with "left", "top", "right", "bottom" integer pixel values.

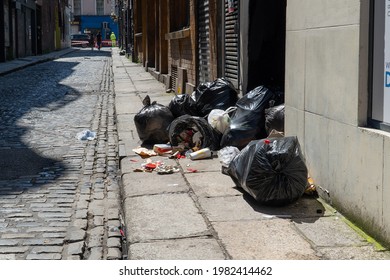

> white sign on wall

[{"left": 384, "top": 0, "right": 390, "bottom": 122}]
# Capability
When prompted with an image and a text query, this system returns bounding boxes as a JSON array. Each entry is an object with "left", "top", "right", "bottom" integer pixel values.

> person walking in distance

[
  {"left": 110, "top": 32, "right": 116, "bottom": 47},
  {"left": 89, "top": 33, "right": 95, "bottom": 51},
  {"left": 96, "top": 32, "right": 102, "bottom": 50}
]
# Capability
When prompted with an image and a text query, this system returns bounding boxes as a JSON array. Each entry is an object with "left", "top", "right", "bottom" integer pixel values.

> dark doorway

[{"left": 247, "top": 0, "right": 286, "bottom": 93}]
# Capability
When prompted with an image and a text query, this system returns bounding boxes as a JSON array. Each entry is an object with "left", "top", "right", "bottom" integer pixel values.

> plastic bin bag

[
  {"left": 207, "top": 107, "right": 236, "bottom": 134},
  {"left": 265, "top": 104, "right": 285, "bottom": 134},
  {"left": 220, "top": 85, "right": 275, "bottom": 150},
  {"left": 226, "top": 136, "right": 308, "bottom": 206},
  {"left": 168, "top": 115, "right": 221, "bottom": 151},
  {"left": 134, "top": 95, "right": 174, "bottom": 144},
  {"left": 168, "top": 94, "right": 198, "bottom": 118},
  {"left": 194, "top": 78, "right": 239, "bottom": 117},
  {"left": 218, "top": 146, "right": 241, "bottom": 168}
]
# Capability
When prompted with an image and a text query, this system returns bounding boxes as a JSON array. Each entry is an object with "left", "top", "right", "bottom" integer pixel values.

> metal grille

[
  {"left": 171, "top": 65, "right": 178, "bottom": 91},
  {"left": 197, "top": 0, "right": 210, "bottom": 84},
  {"left": 224, "top": 0, "right": 239, "bottom": 88}
]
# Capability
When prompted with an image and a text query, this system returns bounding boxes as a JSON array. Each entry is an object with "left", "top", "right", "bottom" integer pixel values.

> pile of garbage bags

[{"left": 133, "top": 77, "right": 308, "bottom": 206}]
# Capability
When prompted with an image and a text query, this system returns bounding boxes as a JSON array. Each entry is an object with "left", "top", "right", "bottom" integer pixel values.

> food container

[
  {"left": 189, "top": 148, "right": 212, "bottom": 160},
  {"left": 153, "top": 144, "right": 172, "bottom": 154}
]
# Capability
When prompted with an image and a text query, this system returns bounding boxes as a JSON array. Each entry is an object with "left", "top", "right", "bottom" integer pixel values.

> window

[
  {"left": 369, "top": 0, "right": 390, "bottom": 131},
  {"left": 97, "top": 0, "right": 104, "bottom": 15},
  {"left": 170, "top": 0, "right": 190, "bottom": 32},
  {"left": 74, "top": 0, "right": 81, "bottom": 16}
]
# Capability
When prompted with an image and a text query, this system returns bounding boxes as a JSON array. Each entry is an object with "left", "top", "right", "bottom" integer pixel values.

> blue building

[{"left": 80, "top": 15, "right": 118, "bottom": 41}]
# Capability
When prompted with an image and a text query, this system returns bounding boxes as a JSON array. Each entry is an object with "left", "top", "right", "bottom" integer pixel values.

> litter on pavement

[
  {"left": 130, "top": 77, "right": 316, "bottom": 206},
  {"left": 132, "top": 147, "right": 157, "bottom": 158},
  {"left": 76, "top": 129, "right": 96, "bottom": 140}
]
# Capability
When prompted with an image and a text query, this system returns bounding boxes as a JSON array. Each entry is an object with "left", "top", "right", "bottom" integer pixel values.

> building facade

[
  {"left": 131, "top": 0, "right": 230, "bottom": 95},
  {"left": 0, "top": 0, "right": 71, "bottom": 62},
  {"left": 285, "top": 0, "right": 390, "bottom": 247},
  {"left": 129, "top": 0, "right": 285, "bottom": 96},
  {"left": 132, "top": 0, "right": 197, "bottom": 94},
  {"left": 70, "top": 0, "right": 118, "bottom": 42}
]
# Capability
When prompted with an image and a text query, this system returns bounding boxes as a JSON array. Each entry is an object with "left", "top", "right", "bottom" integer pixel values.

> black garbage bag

[
  {"left": 226, "top": 136, "right": 308, "bottom": 206},
  {"left": 134, "top": 95, "right": 174, "bottom": 144},
  {"left": 268, "top": 88, "right": 285, "bottom": 107},
  {"left": 220, "top": 85, "right": 275, "bottom": 150},
  {"left": 168, "top": 94, "right": 198, "bottom": 118},
  {"left": 168, "top": 115, "right": 221, "bottom": 151},
  {"left": 194, "top": 78, "right": 239, "bottom": 117},
  {"left": 265, "top": 104, "right": 285, "bottom": 134}
]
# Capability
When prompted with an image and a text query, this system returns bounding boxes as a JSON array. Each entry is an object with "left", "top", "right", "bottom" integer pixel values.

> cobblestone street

[{"left": 0, "top": 49, "right": 123, "bottom": 260}]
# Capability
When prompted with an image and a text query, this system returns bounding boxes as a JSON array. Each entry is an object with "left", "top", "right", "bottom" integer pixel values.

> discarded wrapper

[
  {"left": 153, "top": 144, "right": 172, "bottom": 154},
  {"left": 132, "top": 147, "right": 157, "bottom": 158},
  {"left": 155, "top": 165, "right": 180, "bottom": 175}
]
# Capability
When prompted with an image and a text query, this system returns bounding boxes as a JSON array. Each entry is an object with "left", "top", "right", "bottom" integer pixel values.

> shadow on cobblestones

[{"left": 0, "top": 59, "right": 83, "bottom": 183}]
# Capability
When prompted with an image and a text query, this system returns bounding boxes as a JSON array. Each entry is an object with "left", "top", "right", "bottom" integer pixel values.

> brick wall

[
  {"left": 167, "top": 0, "right": 196, "bottom": 91},
  {"left": 167, "top": 0, "right": 219, "bottom": 90},
  {"left": 134, "top": 0, "right": 220, "bottom": 93}
]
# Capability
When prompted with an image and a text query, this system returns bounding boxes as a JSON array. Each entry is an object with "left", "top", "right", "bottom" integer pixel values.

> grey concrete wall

[{"left": 285, "top": 0, "right": 390, "bottom": 246}]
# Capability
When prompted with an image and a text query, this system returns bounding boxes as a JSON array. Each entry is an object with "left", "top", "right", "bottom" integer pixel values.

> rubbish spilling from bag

[
  {"left": 127, "top": 77, "right": 318, "bottom": 208},
  {"left": 131, "top": 79, "right": 299, "bottom": 196},
  {"left": 168, "top": 115, "right": 221, "bottom": 152},
  {"left": 132, "top": 158, "right": 180, "bottom": 175},
  {"left": 153, "top": 144, "right": 173, "bottom": 155},
  {"left": 134, "top": 79, "right": 284, "bottom": 152},
  {"left": 224, "top": 136, "right": 308, "bottom": 206},
  {"left": 132, "top": 147, "right": 158, "bottom": 158},
  {"left": 132, "top": 144, "right": 186, "bottom": 160},
  {"left": 134, "top": 95, "right": 174, "bottom": 144}
]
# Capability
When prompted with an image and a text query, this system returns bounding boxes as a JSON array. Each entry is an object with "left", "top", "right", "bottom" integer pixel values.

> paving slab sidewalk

[{"left": 111, "top": 49, "right": 390, "bottom": 260}]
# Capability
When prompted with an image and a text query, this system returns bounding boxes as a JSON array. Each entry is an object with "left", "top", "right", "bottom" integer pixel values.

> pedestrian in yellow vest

[{"left": 110, "top": 32, "right": 116, "bottom": 47}]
